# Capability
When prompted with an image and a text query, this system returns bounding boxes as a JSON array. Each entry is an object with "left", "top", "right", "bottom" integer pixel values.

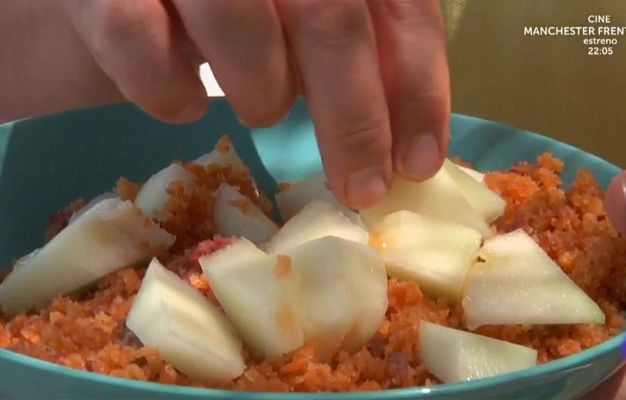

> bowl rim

[
  {"left": 1, "top": 333, "right": 624, "bottom": 398},
  {"left": 0, "top": 110, "right": 624, "bottom": 398}
]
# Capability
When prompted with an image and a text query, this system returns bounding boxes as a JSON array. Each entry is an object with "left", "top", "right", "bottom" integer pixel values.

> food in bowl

[{"left": 0, "top": 136, "right": 623, "bottom": 392}]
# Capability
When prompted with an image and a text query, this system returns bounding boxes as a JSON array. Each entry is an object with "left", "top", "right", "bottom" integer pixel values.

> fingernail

[
  {"left": 346, "top": 168, "right": 389, "bottom": 209},
  {"left": 401, "top": 133, "right": 443, "bottom": 180}
]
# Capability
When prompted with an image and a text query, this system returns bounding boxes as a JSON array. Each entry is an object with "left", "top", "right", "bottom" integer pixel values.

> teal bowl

[{"left": 0, "top": 99, "right": 623, "bottom": 399}]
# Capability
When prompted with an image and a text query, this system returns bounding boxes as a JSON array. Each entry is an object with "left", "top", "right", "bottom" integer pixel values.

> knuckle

[
  {"left": 296, "top": 0, "right": 369, "bottom": 44},
  {"left": 406, "top": 85, "right": 449, "bottom": 116},
  {"left": 334, "top": 119, "right": 390, "bottom": 155},
  {"left": 380, "top": 0, "right": 441, "bottom": 21},
  {"left": 90, "top": 2, "right": 155, "bottom": 54},
  {"left": 378, "top": 0, "right": 444, "bottom": 31}
]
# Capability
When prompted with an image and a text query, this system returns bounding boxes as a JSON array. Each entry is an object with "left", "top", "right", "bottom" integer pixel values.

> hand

[{"left": 61, "top": 0, "right": 450, "bottom": 209}]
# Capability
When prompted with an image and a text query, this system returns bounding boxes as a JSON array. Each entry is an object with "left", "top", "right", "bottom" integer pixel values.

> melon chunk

[
  {"left": 200, "top": 236, "right": 387, "bottom": 361},
  {"left": 360, "top": 171, "right": 493, "bottom": 238},
  {"left": 463, "top": 230, "right": 605, "bottom": 330},
  {"left": 265, "top": 201, "right": 368, "bottom": 254},
  {"left": 213, "top": 183, "right": 278, "bottom": 244},
  {"left": 194, "top": 136, "right": 245, "bottom": 170},
  {"left": 68, "top": 192, "right": 116, "bottom": 224},
  {"left": 127, "top": 258, "right": 244, "bottom": 382},
  {"left": 276, "top": 172, "right": 358, "bottom": 222},
  {"left": 444, "top": 160, "right": 505, "bottom": 224},
  {"left": 458, "top": 165, "right": 485, "bottom": 183},
  {"left": 0, "top": 199, "right": 175, "bottom": 316},
  {"left": 370, "top": 211, "right": 481, "bottom": 301},
  {"left": 134, "top": 163, "right": 196, "bottom": 219},
  {"left": 286, "top": 236, "right": 387, "bottom": 359},
  {"left": 420, "top": 321, "right": 537, "bottom": 383},
  {"left": 199, "top": 239, "right": 304, "bottom": 359}
]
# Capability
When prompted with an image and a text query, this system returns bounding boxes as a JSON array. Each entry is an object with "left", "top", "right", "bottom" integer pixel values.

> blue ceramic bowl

[{"left": 0, "top": 99, "right": 623, "bottom": 400}]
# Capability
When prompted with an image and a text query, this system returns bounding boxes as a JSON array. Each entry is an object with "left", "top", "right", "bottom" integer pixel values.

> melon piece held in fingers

[
  {"left": 370, "top": 211, "right": 481, "bottom": 302},
  {"left": 458, "top": 165, "right": 485, "bottom": 183},
  {"left": 286, "top": 236, "right": 388, "bottom": 359},
  {"left": 444, "top": 160, "right": 505, "bottom": 223},
  {"left": 0, "top": 199, "right": 175, "bottom": 316},
  {"left": 200, "top": 239, "right": 304, "bottom": 359},
  {"left": 420, "top": 321, "right": 537, "bottom": 383},
  {"left": 462, "top": 230, "right": 605, "bottom": 330},
  {"left": 276, "top": 172, "right": 358, "bottom": 222},
  {"left": 127, "top": 258, "right": 244, "bottom": 382},
  {"left": 359, "top": 171, "right": 493, "bottom": 238},
  {"left": 194, "top": 136, "right": 245, "bottom": 170},
  {"left": 134, "top": 163, "right": 196, "bottom": 219},
  {"left": 213, "top": 183, "right": 278, "bottom": 244},
  {"left": 265, "top": 201, "right": 368, "bottom": 254}
]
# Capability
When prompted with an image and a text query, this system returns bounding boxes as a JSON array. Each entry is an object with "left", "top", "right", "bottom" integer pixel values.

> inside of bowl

[
  {"left": 252, "top": 99, "right": 620, "bottom": 189},
  {"left": 0, "top": 101, "right": 274, "bottom": 267},
  {"left": 0, "top": 98, "right": 621, "bottom": 269},
  {"left": 0, "top": 99, "right": 623, "bottom": 399}
]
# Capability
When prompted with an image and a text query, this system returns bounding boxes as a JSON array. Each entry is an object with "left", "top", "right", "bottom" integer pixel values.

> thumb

[{"left": 605, "top": 171, "right": 626, "bottom": 236}]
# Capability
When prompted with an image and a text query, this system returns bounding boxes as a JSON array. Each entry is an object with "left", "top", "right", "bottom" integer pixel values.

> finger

[
  {"left": 605, "top": 171, "right": 626, "bottom": 236},
  {"left": 172, "top": 0, "right": 295, "bottom": 127},
  {"left": 62, "top": 0, "right": 207, "bottom": 123},
  {"left": 368, "top": 0, "right": 450, "bottom": 180},
  {"left": 276, "top": 0, "right": 393, "bottom": 209}
]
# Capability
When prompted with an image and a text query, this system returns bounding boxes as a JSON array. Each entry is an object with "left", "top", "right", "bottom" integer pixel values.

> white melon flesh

[
  {"left": 0, "top": 199, "right": 175, "bottom": 316},
  {"left": 199, "top": 239, "right": 304, "bottom": 359},
  {"left": 194, "top": 136, "right": 245, "bottom": 170},
  {"left": 444, "top": 160, "right": 505, "bottom": 224},
  {"left": 420, "top": 321, "right": 537, "bottom": 383},
  {"left": 265, "top": 201, "right": 368, "bottom": 254},
  {"left": 127, "top": 258, "right": 244, "bottom": 382},
  {"left": 463, "top": 230, "right": 605, "bottom": 330},
  {"left": 213, "top": 183, "right": 278, "bottom": 244},
  {"left": 134, "top": 163, "right": 196, "bottom": 219},
  {"left": 68, "top": 192, "right": 116, "bottom": 224},
  {"left": 458, "top": 165, "right": 485, "bottom": 183},
  {"left": 276, "top": 172, "right": 358, "bottom": 223},
  {"left": 360, "top": 171, "right": 493, "bottom": 238},
  {"left": 371, "top": 211, "right": 481, "bottom": 301},
  {"left": 285, "top": 236, "right": 388, "bottom": 359}
]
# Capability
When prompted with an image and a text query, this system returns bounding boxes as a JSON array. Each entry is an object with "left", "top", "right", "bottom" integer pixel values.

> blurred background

[{"left": 441, "top": 0, "right": 626, "bottom": 167}]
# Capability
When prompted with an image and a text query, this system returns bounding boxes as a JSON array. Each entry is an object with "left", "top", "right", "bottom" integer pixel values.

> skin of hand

[{"left": 59, "top": 0, "right": 451, "bottom": 210}]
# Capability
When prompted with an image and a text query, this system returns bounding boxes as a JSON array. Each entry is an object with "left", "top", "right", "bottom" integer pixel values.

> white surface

[
  {"left": 265, "top": 201, "right": 368, "bottom": 255},
  {"left": 214, "top": 183, "right": 278, "bottom": 244},
  {"left": 286, "top": 236, "right": 388, "bottom": 359},
  {"left": 200, "top": 63, "right": 225, "bottom": 97},
  {"left": 371, "top": 211, "right": 481, "bottom": 302},
  {"left": 360, "top": 169, "right": 493, "bottom": 238},
  {"left": 200, "top": 239, "right": 304, "bottom": 359},
  {"left": 127, "top": 258, "right": 244, "bottom": 382},
  {"left": 134, "top": 163, "right": 196, "bottom": 219},
  {"left": 463, "top": 230, "right": 606, "bottom": 330},
  {"left": 0, "top": 199, "right": 175, "bottom": 316},
  {"left": 420, "top": 321, "right": 537, "bottom": 383}
]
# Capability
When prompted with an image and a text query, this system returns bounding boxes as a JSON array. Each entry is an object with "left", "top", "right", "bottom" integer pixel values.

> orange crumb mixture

[{"left": 0, "top": 154, "right": 624, "bottom": 392}]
